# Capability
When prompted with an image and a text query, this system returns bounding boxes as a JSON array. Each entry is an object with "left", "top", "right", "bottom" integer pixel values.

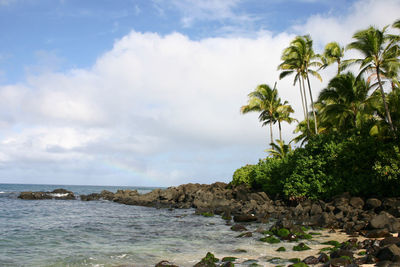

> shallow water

[{"left": 0, "top": 184, "right": 353, "bottom": 267}]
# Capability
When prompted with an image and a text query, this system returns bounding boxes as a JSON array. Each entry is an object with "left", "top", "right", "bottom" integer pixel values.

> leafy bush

[
  {"left": 232, "top": 131, "right": 400, "bottom": 200},
  {"left": 231, "top": 164, "right": 256, "bottom": 186}
]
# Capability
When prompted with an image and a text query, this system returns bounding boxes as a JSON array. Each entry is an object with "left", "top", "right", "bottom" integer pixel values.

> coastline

[{"left": 16, "top": 182, "right": 400, "bottom": 266}]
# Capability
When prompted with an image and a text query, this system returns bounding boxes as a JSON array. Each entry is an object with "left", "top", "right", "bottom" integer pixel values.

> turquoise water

[{"left": 0, "top": 184, "right": 276, "bottom": 267}]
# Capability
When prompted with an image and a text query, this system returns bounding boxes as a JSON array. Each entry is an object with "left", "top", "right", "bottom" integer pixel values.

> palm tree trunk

[
  {"left": 337, "top": 59, "right": 341, "bottom": 75},
  {"left": 269, "top": 121, "right": 274, "bottom": 150},
  {"left": 301, "top": 76, "right": 310, "bottom": 131},
  {"left": 298, "top": 79, "right": 307, "bottom": 124},
  {"left": 278, "top": 120, "right": 282, "bottom": 142},
  {"left": 377, "top": 68, "right": 396, "bottom": 134},
  {"left": 306, "top": 74, "right": 318, "bottom": 135}
]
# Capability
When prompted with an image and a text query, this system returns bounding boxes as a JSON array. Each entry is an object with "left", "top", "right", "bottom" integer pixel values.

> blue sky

[
  {"left": 0, "top": 0, "right": 354, "bottom": 83},
  {"left": 0, "top": 0, "right": 399, "bottom": 186}
]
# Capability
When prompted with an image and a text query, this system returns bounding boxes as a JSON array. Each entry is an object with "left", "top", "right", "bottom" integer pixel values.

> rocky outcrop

[
  {"left": 18, "top": 189, "right": 75, "bottom": 200},
  {"left": 78, "top": 185, "right": 400, "bottom": 235}
]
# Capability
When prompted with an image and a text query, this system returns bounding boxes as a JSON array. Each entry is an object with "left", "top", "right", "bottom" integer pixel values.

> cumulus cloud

[{"left": 0, "top": 0, "right": 399, "bottom": 186}]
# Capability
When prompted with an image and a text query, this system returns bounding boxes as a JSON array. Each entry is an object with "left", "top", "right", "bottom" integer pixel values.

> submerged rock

[{"left": 18, "top": 189, "right": 75, "bottom": 200}]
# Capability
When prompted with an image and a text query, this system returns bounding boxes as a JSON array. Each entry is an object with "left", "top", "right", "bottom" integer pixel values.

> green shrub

[
  {"left": 232, "top": 164, "right": 256, "bottom": 186},
  {"left": 231, "top": 131, "right": 400, "bottom": 200}
]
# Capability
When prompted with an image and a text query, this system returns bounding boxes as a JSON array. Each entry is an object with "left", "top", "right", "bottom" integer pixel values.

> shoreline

[{"left": 17, "top": 183, "right": 400, "bottom": 266}]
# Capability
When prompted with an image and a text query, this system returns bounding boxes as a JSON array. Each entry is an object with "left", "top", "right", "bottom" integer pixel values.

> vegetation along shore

[{"left": 18, "top": 19, "right": 400, "bottom": 267}]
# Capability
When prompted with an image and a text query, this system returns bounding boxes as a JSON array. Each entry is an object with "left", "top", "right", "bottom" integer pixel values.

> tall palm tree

[
  {"left": 345, "top": 25, "right": 400, "bottom": 134},
  {"left": 323, "top": 42, "right": 344, "bottom": 75},
  {"left": 317, "top": 72, "right": 372, "bottom": 132},
  {"left": 278, "top": 45, "right": 309, "bottom": 130},
  {"left": 279, "top": 35, "right": 322, "bottom": 135},
  {"left": 241, "top": 84, "right": 280, "bottom": 149}
]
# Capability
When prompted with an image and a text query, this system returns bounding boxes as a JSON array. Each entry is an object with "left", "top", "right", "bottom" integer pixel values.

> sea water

[
  {"left": 0, "top": 184, "right": 277, "bottom": 267},
  {"left": 0, "top": 184, "right": 345, "bottom": 267}
]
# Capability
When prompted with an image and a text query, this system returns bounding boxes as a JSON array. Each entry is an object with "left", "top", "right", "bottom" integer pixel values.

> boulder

[
  {"left": 18, "top": 189, "right": 75, "bottom": 200},
  {"left": 366, "top": 198, "right": 382, "bottom": 209},
  {"left": 377, "top": 244, "right": 400, "bottom": 261},
  {"left": 365, "top": 229, "right": 392, "bottom": 238},
  {"left": 381, "top": 237, "right": 400, "bottom": 247},
  {"left": 370, "top": 212, "right": 400, "bottom": 232},
  {"left": 350, "top": 197, "right": 364, "bottom": 210},
  {"left": 155, "top": 260, "right": 179, "bottom": 267},
  {"left": 302, "top": 256, "right": 319, "bottom": 265},
  {"left": 233, "top": 214, "right": 257, "bottom": 223},
  {"left": 230, "top": 224, "right": 248, "bottom": 232}
]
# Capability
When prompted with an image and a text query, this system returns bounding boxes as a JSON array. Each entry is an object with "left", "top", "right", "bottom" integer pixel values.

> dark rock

[
  {"left": 330, "top": 249, "right": 354, "bottom": 259},
  {"left": 155, "top": 260, "right": 179, "bottom": 267},
  {"left": 194, "top": 252, "right": 219, "bottom": 267},
  {"left": 350, "top": 197, "right": 364, "bottom": 209},
  {"left": 230, "top": 224, "right": 247, "bottom": 232},
  {"left": 365, "top": 229, "right": 392, "bottom": 238},
  {"left": 236, "top": 232, "right": 252, "bottom": 238},
  {"left": 310, "top": 203, "right": 323, "bottom": 216},
  {"left": 377, "top": 244, "right": 400, "bottom": 261},
  {"left": 366, "top": 198, "right": 382, "bottom": 209},
  {"left": 370, "top": 212, "right": 400, "bottom": 232},
  {"left": 381, "top": 237, "right": 400, "bottom": 247},
  {"left": 329, "top": 257, "right": 351, "bottom": 267},
  {"left": 318, "top": 253, "right": 329, "bottom": 263},
  {"left": 302, "top": 256, "right": 319, "bottom": 265},
  {"left": 233, "top": 214, "right": 257, "bottom": 222},
  {"left": 19, "top": 189, "right": 75, "bottom": 200}
]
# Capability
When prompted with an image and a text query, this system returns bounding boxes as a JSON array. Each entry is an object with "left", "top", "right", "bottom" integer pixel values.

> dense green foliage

[
  {"left": 233, "top": 132, "right": 400, "bottom": 200},
  {"left": 236, "top": 19, "right": 400, "bottom": 200}
]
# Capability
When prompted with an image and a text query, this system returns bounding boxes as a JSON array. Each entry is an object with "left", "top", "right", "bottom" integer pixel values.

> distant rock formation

[{"left": 18, "top": 188, "right": 75, "bottom": 200}]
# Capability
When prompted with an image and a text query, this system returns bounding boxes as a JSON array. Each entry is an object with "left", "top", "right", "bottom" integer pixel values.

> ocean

[{"left": 0, "top": 183, "right": 279, "bottom": 267}]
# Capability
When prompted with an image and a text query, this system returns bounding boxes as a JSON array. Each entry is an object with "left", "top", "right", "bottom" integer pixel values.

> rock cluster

[
  {"left": 18, "top": 188, "right": 75, "bottom": 200},
  {"left": 81, "top": 183, "right": 400, "bottom": 236}
]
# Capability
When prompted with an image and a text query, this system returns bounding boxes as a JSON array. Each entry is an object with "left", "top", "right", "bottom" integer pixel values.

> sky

[{"left": 0, "top": 0, "right": 399, "bottom": 187}]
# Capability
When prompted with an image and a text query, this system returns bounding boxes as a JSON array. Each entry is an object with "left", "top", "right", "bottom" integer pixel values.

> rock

[
  {"left": 366, "top": 198, "right": 382, "bottom": 209},
  {"left": 365, "top": 229, "right": 392, "bottom": 238},
  {"left": 329, "top": 257, "right": 351, "bottom": 267},
  {"left": 381, "top": 237, "right": 400, "bottom": 247},
  {"left": 318, "top": 212, "right": 335, "bottom": 227},
  {"left": 233, "top": 214, "right": 257, "bottom": 222},
  {"left": 330, "top": 249, "right": 354, "bottom": 259},
  {"left": 302, "top": 256, "right": 319, "bottom": 265},
  {"left": 370, "top": 212, "right": 400, "bottom": 232},
  {"left": 18, "top": 189, "right": 75, "bottom": 200},
  {"left": 350, "top": 197, "right": 364, "bottom": 209},
  {"left": 377, "top": 244, "right": 400, "bottom": 261},
  {"left": 230, "top": 224, "right": 247, "bottom": 232},
  {"left": 236, "top": 232, "right": 252, "bottom": 238},
  {"left": 318, "top": 253, "right": 329, "bottom": 263},
  {"left": 194, "top": 252, "right": 219, "bottom": 267},
  {"left": 155, "top": 260, "right": 179, "bottom": 267},
  {"left": 310, "top": 203, "right": 322, "bottom": 215}
]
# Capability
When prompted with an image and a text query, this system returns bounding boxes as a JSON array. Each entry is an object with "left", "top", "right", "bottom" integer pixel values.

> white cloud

[{"left": 0, "top": 0, "right": 399, "bottom": 186}]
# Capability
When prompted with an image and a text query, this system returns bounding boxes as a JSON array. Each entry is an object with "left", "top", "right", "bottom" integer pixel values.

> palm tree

[
  {"left": 279, "top": 35, "right": 322, "bottom": 135},
  {"left": 278, "top": 44, "right": 309, "bottom": 130},
  {"left": 241, "top": 84, "right": 280, "bottom": 149},
  {"left": 345, "top": 25, "right": 400, "bottom": 134},
  {"left": 317, "top": 72, "right": 372, "bottom": 132},
  {"left": 393, "top": 19, "right": 400, "bottom": 29},
  {"left": 265, "top": 139, "right": 292, "bottom": 159},
  {"left": 275, "top": 102, "right": 296, "bottom": 142},
  {"left": 323, "top": 42, "right": 344, "bottom": 75}
]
